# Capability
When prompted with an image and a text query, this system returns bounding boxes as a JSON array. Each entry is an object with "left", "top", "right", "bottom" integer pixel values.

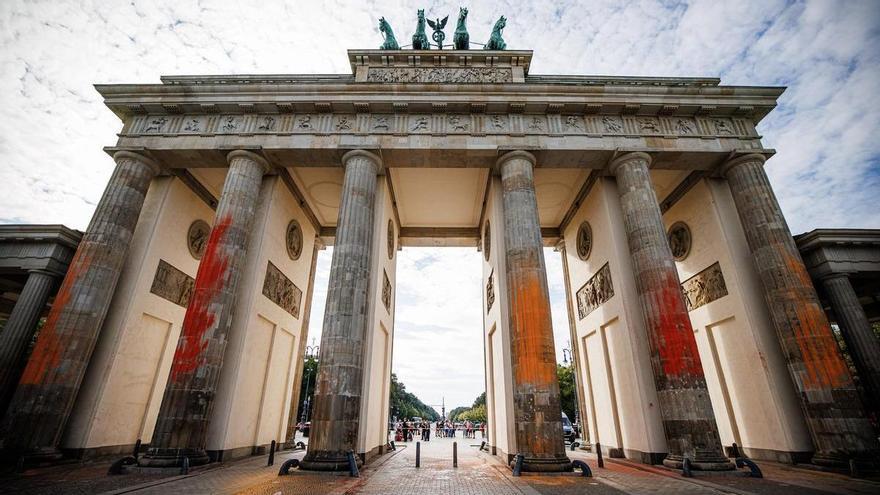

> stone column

[
  {"left": 0, "top": 270, "right": 58, "bottom": 415},
  {"left": 610, "top": 152, "right": 730, "bottom": 470},
  {"left": 721, "top": 153, "right": 878, "bottom": 465},
  {"left": 0, "top": 151, "right": 160, "bottom": 460},
  {"left": 300, "top": 150, "right": 381, "bottom": 471},
  {"left": 140, "top": 150, "right": 270, "bottom": 467},
  {"left": 497, "top": 151, "right": 572, "bottom": 472},
  {"left": 822, "top": 274, "right": 880, "bottom": 410}
]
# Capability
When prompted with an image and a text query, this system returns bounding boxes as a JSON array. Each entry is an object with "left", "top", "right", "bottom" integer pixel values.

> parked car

[{"left": 561, "top": 412, "right": 575, "bottom": 443}]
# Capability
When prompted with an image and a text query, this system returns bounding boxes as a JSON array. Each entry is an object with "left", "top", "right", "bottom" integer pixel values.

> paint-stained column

[
  {"left": 610, "top": 152, "right": 731, "bottom": 470},
  {"left": 498, "top": 151, "right": 572, "bottom": 472},
  {"left": 0, "top": 151, "right": 160, "bottom": 460},
  {"left": 722, "top": 154, "right": 879, "bottom": 465},
  {"left": 140, "top": 150, "right": 270, "bottom": 467},
  {"left": 300, "top": 150, "right": 381, "bottom": 471},
  {"left": 0, "top": 270, "right": 58, "bottom": 416},
  {"left": 822, "top": 274, "right": 880, "bottom": 413}
]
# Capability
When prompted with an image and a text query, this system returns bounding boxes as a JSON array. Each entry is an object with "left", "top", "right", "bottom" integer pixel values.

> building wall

[
  {"left": 562, "top": 178, "right": 666, "bottom": 462},
  {"left": 662, "top": 179, "right": 812, "bottom": 462},
  {"left": 482, "top": 176, "right": 516, "bottom": 462},
  {"left": 357, "top": 178, "right": 397, "bottom": 459},
  {"left": 206, "top": 176, "right": 317, "bottom": 459},
  {"left": 63, "top": 177, "right": 214, "bottom": 455}
]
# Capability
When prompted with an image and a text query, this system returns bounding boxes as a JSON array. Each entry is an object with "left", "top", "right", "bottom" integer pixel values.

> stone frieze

[
  {"left": 124, "top": 112, "right": 756, "bottom": 140},
  {"left": 262, "top": 261, "right": 302, "bottom": 318},
  {"left": 366, "top": 67, "right": 513, "bottom": 83},
  {"left": 681, "top": 261, "right": 728, "bottom": 311},
  {"left": 576, "top": 262, "right": 614, "bottom": 319},
  {"left": 150, "top": 259, "right": 195, "bottom": 308}
]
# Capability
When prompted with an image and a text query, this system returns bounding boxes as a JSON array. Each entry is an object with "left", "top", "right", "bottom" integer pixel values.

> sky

[{"left": 1, "top": 0, "right": 879, "bottom": 413}]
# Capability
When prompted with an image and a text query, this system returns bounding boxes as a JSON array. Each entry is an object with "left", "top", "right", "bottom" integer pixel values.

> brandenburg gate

[{"left": 0, "top": 41, "right": 877, "bottom": 473}]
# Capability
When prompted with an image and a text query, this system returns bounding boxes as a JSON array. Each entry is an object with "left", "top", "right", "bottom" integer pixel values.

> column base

[
  {"left": 138, "top": 448, "right": 211, "bottom": 467},
  {"left": 299, "top": 450, "right": 363, "bottom": 471},
  {"left": 2, "top": 446, "right": 65, "bottom": 468},
  {"left": 811, "top": 450, "right": 880, "bottom": 469},
  {"left": 663, "top": 451, "right": 734, "bottom": 471},
  {"left": 509, "top": 456, "right": 573, "bottom": 472}
]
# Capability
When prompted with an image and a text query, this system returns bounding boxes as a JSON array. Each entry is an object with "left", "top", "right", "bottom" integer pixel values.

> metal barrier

[
  {"left": 735, "top": 457, "right": 763, "bottom": 478},
  {"left": 294, "top": 441, "right": 306, "bottom": 450},
  {"left": 278, "top": 458, "right": 300, "bottom": 475},
  {"left": 107, "top": 456, "right": 137, "bottom": 475},
  {"left": 181, "top": 456, "right": 190, "bottom": 475},
  {"left": 571, "top": 459, "right": 592, "bottom": 477},
  {"left": 415, "top": 441, "right": 421, "bottom": 468},
  {"left": 347, "top": 450, "right": 359, "bottom": 478},
  {"left": 570, "top": 441, "right": 580, "bottom": 451},
  {"left": 453, "top": 441, "right": 458, "bottom": 468},
  {"left": 595, "top": 443, "right": 604, "bottom": 468},
  {"left": 512, "top": 453, "right": 524, "bottom": 476},
  {"left": 268, "top": 440, "right": 276, "bottom": 466},
  {"left": 681, "top": 457, "right": 692, "bottom": 478}
]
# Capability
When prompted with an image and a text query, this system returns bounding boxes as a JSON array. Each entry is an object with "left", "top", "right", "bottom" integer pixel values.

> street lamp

[{"left": 300, "top": 342, "right": 320, "bottom": 425}]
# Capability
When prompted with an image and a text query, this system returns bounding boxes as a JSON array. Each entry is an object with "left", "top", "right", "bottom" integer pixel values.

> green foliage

[
  {"left": 450, "top": 391, "right": 487, "bottom": 422},
  {"left": 557, "top": 364, "right": 576, "bottom": 421},
  {"left": 295, "top": 356, "right": 319, "bottom": 421},
  {"left": 389, "top": 373, "right": 440, "bottom": 421},
  {"left": 447, "top": 406, "right": 468, "bottom": 420}
]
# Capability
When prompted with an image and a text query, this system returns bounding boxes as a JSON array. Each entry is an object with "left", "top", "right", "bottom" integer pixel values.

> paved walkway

[{"left": 3, "top": 434, "right": 879, "bottom": 494}]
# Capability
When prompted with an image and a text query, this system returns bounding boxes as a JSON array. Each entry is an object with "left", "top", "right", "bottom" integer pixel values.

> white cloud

[{"left": 3, "top": 0, "right": 878, "bottom": 408}]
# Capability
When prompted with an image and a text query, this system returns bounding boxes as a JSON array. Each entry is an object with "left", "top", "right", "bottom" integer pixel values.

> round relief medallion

[
  {"left": 668, "top": 222, "right": 692, "bottom": 261},
  {"left": 187, "top": 220, "right": 210, "bottom": 260},
  {"left": 286, "top": 220, "right": 303, "bottom": 260},
  {"left": 387, "top": 219, "right": 395, "bottom": 259},
  {"left": 576, "top": 222, "right": 592, "bottom": 261},
  {"left": 483, "top": 221, "right": 491, "bottom": 261}
]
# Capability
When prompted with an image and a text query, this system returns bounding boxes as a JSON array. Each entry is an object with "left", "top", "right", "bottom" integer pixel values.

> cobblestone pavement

[{"left": 3, "top": 434, "right": 880, "bottom": 494}]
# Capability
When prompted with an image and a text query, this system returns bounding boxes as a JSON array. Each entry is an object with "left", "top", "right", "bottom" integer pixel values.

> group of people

[{"left": 392, "top": 419, "right": 484, "bottom": 442}]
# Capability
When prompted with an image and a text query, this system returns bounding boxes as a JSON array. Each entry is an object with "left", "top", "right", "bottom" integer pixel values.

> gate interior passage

[{"left": 1, "top": 48, "right": 876, "bottom": 473}]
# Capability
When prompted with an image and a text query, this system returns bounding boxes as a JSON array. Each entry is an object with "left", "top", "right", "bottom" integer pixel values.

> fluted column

[
  {"left": 140, "top": 150, "right": 270, "bottom": 467},
  {"left": 498, "top": 151, "right": 572, "bottom": 472},
  {"left": 0, "top": 151, "right": 160, "bottom": 460},
  {"left": 610, "top": 152, "right": 730, "bottom": 470},
  {"left": 722, "top": 153, "right": 878, "bottom": 465},
  {"left": 822, "top": 274, "right": 880, "bottom": 411},
  {"left": 0, "top": 270, "right": 58, "bottom": 416},
  {"left": 300, "top": 150, "right": 381, "bottom": 471}
]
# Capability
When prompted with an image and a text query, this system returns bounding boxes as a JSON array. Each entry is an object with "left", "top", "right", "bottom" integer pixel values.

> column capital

[
  {"left": 113, "top": 150, "right": 161, "bottom": 175},
  {"left": 719, "top": 153, "right": 767, "bottom": 178},
  {"left": 494, "top": 150, "right": 536, "bottom": 175},
  {"left": 341, "top": 149, "right": 384, "bottom": 175},
  {"left": 27, "top": 268, "right": 61, "bottom": 279},
  {"left": 226, "top": 149, "right": 273, "bottom": 174},
  {"left": 608, "top": 151, "right": 652, "bottom": 176},
  {"left": 820, "top": 271, "right": 853, "bottom": 282}
]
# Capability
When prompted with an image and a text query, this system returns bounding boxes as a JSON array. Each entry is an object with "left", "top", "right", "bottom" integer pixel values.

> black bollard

[
  {"left": 682, "top": 457, "right": 693, "bottom": 478},
  {"left": 512, "top": 453, "right": 524, "bottom": 476},
  {"left": 347, "top": 450, "right": 359, "bottom": 478},
  {"left": 596, "top": 443, "right": 604, "bottom": 468},
  {"left": 133, "top": 438, "right": 142, "bottom": 461},
  {"left": 731, "top": 442, "right": 739, "bottom": 458},
  {"left": 268, "top": 440, "right": 276, "bottom": 466},
  {"left": 453, "top": 441, "right": 458, "bottom": 468},
  {"left": 416, "top": 441, "right": 421, "bottom": 468},
  {"left": 181, "top": 456, "right": 190, "bottom": 475}
]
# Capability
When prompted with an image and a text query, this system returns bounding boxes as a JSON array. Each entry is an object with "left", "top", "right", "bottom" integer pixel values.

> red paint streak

[
  {"left": 655, "top": 273, "right": 704, "bottom": 379},
  {"left": 19, "top": 251, "right": 92, "bottom": 385},
  {"left": 169, "top": 216, "right": 232, "bottom": 382}
]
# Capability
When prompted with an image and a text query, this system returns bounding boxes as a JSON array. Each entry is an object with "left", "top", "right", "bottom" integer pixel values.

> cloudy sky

[{"left": 1, "top": 1, "right": 878, "bottom": 412}]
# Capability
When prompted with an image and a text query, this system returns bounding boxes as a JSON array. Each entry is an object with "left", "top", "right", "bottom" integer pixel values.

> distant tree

[
  {"left": 388, "top": 373, "right": 440, "bottom": 421},
  {"left": 448, "top": 406, "right": 468, "bottom": 421},
  {"left": 472, "top": 391, "right": 486, "bottom": 408},
  {"left": 295, "top": 356, "right": 319, "bottom": 421},
  {"left": 557, "top": 364, "right": 576, "bottom": 420}
]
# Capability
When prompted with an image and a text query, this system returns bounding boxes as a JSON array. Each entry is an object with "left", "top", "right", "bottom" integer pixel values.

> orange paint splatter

[
  {"left": 169, "top": 216, "right": 232, "bottom": 382},
  {"left": 654, "top": 272, "right": 704, "bottom": 379},
  {"left": 18, "top": 250, "right": 92, "bottom": 385}
]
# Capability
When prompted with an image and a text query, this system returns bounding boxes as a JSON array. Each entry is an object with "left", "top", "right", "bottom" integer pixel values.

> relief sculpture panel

[
  {"left": 150, "top": 259, "right": 194, "bottom": 308},
  {"left": 681, "top": 261, "right": 728, "bottom": 311},
  {"left": 382, "top": 269, "right": 392, "bottom": 313},
  {"left": 576, "top": 263, "right": 614, "bottom": 320},
  {"left": 486, "top": 269, "right": 495, "bottom": 314},
  {"left": 366, "top": 67, "right": 513, "bottom": 83},
  {"left": 262, "top": 261, "right": 303, "bottom": 318}
]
